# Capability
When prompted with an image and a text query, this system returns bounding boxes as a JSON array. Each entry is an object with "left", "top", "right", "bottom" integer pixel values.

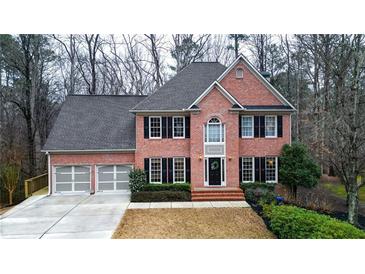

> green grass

[{"left": 323, "top": 182, "right": 365, "bottom": 203}]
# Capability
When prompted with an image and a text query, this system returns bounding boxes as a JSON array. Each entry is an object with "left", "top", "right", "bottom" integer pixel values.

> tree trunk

[
  {"left": 347, "top": 183, "right": 359, "bottom": 225},
  {"left": 8, "top": 190, "right": 13, "bottom": 206}
]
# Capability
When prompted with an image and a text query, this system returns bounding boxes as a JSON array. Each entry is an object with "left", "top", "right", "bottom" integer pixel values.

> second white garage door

[{"left": 96, "top": 165, "right": 132, "bottom": 192}]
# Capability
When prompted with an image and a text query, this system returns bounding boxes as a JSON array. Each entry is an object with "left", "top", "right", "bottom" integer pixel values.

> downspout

[{"left": 46, "top": 152, "right": 52, "bottom": 195}]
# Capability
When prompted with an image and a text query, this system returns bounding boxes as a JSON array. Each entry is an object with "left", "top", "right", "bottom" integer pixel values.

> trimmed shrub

[
  {"left": 129, "top": 168, "right": 147, "bottom": 193},
  {"left": 263, "top": 205, "right": 365, "bottom": 239},
  {"left": 241, "top": 183, "right": 276, "bottom": 204},
  {"left": 240, "top": 182, "right": 276, "bottom": 192},
  {"left": 142, "top": 183, "right": 190, "bottom": 192},
  {"left": 131, "top": 191, "right": 191, "bottom": 202}
]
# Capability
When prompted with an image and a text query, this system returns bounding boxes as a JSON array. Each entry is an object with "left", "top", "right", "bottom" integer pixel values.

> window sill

[{"left": 241, "top": 136, "right": 254, "bottom": 139}]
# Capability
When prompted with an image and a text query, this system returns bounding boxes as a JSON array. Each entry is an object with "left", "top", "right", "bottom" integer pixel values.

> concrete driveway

[{"left": 0, "top": 194, "right": 129, "bottom": 239}]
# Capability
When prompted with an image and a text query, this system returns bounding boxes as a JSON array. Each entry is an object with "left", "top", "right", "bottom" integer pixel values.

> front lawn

[
  {"left": 323, "top": 182, "right": 365, "bottom": 203},
  {"left": 112, "top": 208, "right": 275, "bottom": 239}
]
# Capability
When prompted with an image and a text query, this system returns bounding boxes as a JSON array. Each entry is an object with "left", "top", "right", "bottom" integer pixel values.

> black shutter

[
  {"left": 162, "top": 158, "right": 167, "bottom": 183},
  {"left": 144, "top": 158, "right": 150, "bottom": 183},
  {"left": 168, "top": 158, "right": 173, "bottom": 183},
  {"left": 167, "top": 117, "right": 173, "bottom": 138},
  {"left": 185, "top": 158, "right": 191, "bottom": 183},
  {"left": 259, "top": 116, "right": 265, "bottom": 137},
  {"left": 254, "top": 116, "right": 260, "bottom": 138},
  {"left": 185, "top": 117, "right": 190, "bottom": 138},
  {"left": 144, "top": 117, "right": 149, "bottom": 139},
  {"left": 239, "top": 115, "right": 242, "bottom": 137},
  {"left": 239, "top": 157, "right": 242, "bottom": 183},
  {"left": 277, "top": 115, "right": 283, "bottom": 137},
  {"left": 260, "top": 157, "right": 266, "bottom": 183},
  {"left": 162, "top": 117, "right": 167, "bottom": 138},
  {"left": 277, "top": 157, "right": 280, "bottom": 182},
  {"left": 254, "top": 157, "right": 260, "bottom": 182}
]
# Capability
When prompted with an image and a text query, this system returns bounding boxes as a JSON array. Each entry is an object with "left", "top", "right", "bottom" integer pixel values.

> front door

[{"left": 208, "top": 158, "right": 221, "bottom": 186}]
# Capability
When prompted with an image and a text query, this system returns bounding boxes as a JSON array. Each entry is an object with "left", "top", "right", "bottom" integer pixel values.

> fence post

[{"left": 24, "top": 180, "right": 29, "bottom": 198}]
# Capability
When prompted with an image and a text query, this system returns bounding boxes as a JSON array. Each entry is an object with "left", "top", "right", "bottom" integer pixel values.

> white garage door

[
  {"left": 54, "top": 166, "right": 91, "bottom": 193},
  {"left": 97, "top": 165, "right": 132, "bottom": 192}
]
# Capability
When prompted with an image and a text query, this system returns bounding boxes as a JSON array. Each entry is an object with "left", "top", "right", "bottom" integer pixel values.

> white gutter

[
  {"left": 46, "top": 152, "right": 51, "bottom": 195},
  {"left": 129, "top": 109, "right": 199, "bottom": 113}
]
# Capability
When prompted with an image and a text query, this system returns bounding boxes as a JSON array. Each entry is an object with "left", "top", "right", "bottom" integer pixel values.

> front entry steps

[{"left": 191, "top": 187, "right": 244, "bottom": 201}]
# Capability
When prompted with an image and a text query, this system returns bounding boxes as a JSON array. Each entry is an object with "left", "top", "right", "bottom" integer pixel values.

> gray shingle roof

[
  {"left": 132, "top": 62, "right": 227, "bottom": 111},
  {"left": 43, "top": 95, "right": 146, "bottom": 151}
]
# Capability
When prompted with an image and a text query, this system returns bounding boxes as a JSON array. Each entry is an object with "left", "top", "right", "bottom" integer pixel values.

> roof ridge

[{"left": 68, "top": 94, "right": 148, "bottom": 97}]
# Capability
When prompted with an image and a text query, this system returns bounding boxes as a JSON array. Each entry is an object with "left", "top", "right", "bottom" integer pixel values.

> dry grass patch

[{"left": 112, "top": 207, "right": 275, "bottom": 239}]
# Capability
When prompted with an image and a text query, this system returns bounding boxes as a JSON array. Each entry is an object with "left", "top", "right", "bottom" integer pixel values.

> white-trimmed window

[
  {"left": 173, "top": 116, "right": 185, "bottom": 138},
  {"left": 150, "top": 158, "right": 162, "bottom": 183},
  {"left": 241, "top": 116, "right": 253, "bottom": 138},
  {"left": 265, "top": 157, "right": 277, "bottom": 183},
  {"left": 173, "top": 158, "right": 185, "bottom": 183},
  {"left": 265, "top": 115, "right": 277, "bottom": 137},
  {"left": 206, "top": 117, "right": 224, "bottom": 143},
  {"left": 149, "top": 116, "right": 162, "bottom": 138},
  {"left": 236, "top": 68, "right": 244, "bottom": 79},
  {"left": 242, "top": 157, "right": 254, "bottom": 182}
]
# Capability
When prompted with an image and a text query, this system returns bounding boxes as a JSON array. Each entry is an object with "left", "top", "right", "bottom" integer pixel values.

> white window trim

[
  {"left": 173, "top": 157, "right": 186, "bottom": 183},
  {"left": 206, "top": 118, "right": 224, "bottom": 143},
  {"left": 149, "top": 116, "right": 162, "bottom": 139},
  {"left": 241, "top": 116, "right": 254, "bottom": 138},
  {"left": 265, "top": 157, "right": 278, "bottom": 183},
  {"left": 241, "top": 157, "right": 255, "bottom": 183},
  {"left": 236, "top": 68, "right": 244, "bottom": 79},
  {"left": 149, "top": 158, "right": 162, "bottom": 184},
  {"left": 265, "top": 115, "right": 277, "bottom": 138},
  {"left": 172, "top": 116, "right": 185, "bottom": 139}
]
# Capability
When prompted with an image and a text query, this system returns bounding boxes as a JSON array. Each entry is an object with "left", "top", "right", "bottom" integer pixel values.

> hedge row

[
  {"left": 263, "top": 205, "right": 365, "bottom": 239},
  {"left": 240, "top": 182, "right": 276, "bottom": 192},
  {"left": 142, "top": 183, "right": 190, "bottom": 192},
  {"left": 131, "top": 191, "right": 191, "bottom": 202}
]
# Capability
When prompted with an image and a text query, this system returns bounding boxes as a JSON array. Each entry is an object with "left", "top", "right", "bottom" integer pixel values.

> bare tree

[{"left": 170, "top": 34, "right": 211, "bottom": 72}]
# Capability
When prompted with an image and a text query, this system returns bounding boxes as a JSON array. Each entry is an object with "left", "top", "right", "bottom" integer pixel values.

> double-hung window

[
  {"left": 173, "top": 116, "right": 185, "bottom": 138},
  {"left": 150, "top": 158, "right": 162, "bottom": 183},
  {"left": 149, "top": 116, "right": 162, "bottom": 138},
  {"left": 242, "top": 157, "right": 254, "bottom": 182},
  {"left": 173, "top": 158, "right": 185, "bottom": 183},
  {"left": 265, "top": 115, "right": 277, "bottom": 137},
  {"left": 241, "top": 116, "right": 253, "bottom": 138},
  {"left": 265, "top": 157, "right": 277, "bottom": 183}
]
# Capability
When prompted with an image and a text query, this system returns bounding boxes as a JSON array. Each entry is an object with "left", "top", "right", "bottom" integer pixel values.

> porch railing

[{"left": 24, "top": 173, "right": 48, "bottom": 198}]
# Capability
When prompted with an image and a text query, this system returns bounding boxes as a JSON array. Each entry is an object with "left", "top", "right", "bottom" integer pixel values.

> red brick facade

[{"left": 49, "top": 59, "right": 292, "bottom": 197}]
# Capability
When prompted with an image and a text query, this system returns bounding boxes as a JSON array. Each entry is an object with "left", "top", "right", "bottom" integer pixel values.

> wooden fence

[{"left": 24, "top": 173, "right": 48, "bottom": 198}]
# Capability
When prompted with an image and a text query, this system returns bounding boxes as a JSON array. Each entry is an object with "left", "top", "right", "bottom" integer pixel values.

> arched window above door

[{"left": 205, "top": 117, "right": 224, "bottom": 143}]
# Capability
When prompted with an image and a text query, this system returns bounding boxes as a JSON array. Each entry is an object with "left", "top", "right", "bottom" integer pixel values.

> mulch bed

[{"left": 112, "top": 208, "right": 275, "bottom": 239}]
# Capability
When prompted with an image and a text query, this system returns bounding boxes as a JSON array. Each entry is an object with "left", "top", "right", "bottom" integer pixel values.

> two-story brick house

[{"left": 42, "top": 55, "right": 295, "bottom": 200}]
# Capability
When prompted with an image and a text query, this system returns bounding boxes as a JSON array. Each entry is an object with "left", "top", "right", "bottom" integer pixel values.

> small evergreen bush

[{"left": 129, "top": 168, "right": 147, "bottom": 193}]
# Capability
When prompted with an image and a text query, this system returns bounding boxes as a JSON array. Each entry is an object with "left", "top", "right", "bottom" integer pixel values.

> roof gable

[
  {"left": 218, "top": 55, "right": 295, "bottom": 109},
  {"left": 188, "top": 81, "right": 243, "bottom": 109},
  {"left": 131, "top": 62, "right": 227, "bottom": 111}
]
